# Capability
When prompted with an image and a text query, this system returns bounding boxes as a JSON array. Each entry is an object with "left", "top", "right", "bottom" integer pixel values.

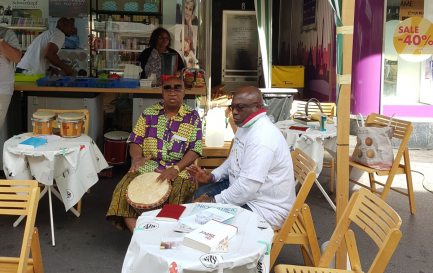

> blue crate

[
  {"left": 115, "top": 78, "right": 139, "bottom": 88},
  {"left": 36, "top": 76, "right": 74, "bottom": 87},
  {"left": 91, "top": 79, "right": 117, "bottom": 88},
  {"left": 68, "top": 78, "right": 95, "bottom": 87}
]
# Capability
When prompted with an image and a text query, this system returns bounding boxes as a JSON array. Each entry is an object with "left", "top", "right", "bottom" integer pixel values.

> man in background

[
  {"left": 16, "top": 17, "right": 76, "bottom": 76},
  {"left": 0, "top": 26, "right": 21, "bottom": 128}
]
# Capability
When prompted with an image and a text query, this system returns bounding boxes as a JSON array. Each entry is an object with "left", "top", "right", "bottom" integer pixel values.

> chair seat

[
  {"left": 275, "top": 264, "right": 359, "bottom": 273},
  {"left": 0, "top": 258, "right": 36, "bottom": 273},
  {"left": 349, "top": 160, "right": 405, "bottom": 175},
  {"left": 273, "top": 217, "right": 310, "bottom": 245}
]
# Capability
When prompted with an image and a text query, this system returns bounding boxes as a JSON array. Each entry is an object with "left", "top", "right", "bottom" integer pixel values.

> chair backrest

[
  {"left": 291, "top": 100, "right": 336, "bottom": 117},
  {"left": 270, "top": 148, "right": 317, "bottom": 266},
  {"left": 0, "top": 180, "right": 40, "bottom": 273},
  {"left": 365, "top": 113, "right": 413, "bottom": 168},
  {"left": 365, "top": 113, "right": 412, "bottom": 141},
  {"left": 36, "top": 108, "right": 90, "bottom": 134},
  {"left": 318, "top": 188, "right": 402, "bottom": 273}
]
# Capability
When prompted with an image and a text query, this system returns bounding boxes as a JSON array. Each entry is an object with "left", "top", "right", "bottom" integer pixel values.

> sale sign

[{"left": 393, "top": 17, "right": 433, "bottom": 55}]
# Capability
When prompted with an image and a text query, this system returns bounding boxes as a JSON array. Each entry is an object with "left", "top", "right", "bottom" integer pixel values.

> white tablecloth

[
  {"left": 275, "top": 120, "right": 337, "bottom": 174},
  {"left": 122, "top": 203, "right": 274, "bottom": 273},
  {"left": 3, "top": 133, "right": 108, "bottom": 211}
]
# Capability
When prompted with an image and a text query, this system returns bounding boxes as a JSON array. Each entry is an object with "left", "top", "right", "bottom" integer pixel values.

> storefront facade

[{"left": 352, "top": 0, "right": 433, "bottom": 121}]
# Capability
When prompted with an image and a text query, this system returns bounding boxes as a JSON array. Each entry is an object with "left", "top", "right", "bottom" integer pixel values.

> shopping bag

[{"left": 351, "top": 115, "right": 394, "bottom": 170}]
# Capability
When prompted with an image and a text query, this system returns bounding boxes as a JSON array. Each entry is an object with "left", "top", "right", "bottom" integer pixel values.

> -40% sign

[
  {"left": 402, "top": 34, "right": 433, "bottom": 46},
  {"left": 393, "top": 17, "right": 433, "bottom": 55}
]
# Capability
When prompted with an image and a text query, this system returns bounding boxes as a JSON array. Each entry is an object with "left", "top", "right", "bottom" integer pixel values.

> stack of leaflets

[{"left": 176, "top": 204, "right": 238, "bottom": 233}]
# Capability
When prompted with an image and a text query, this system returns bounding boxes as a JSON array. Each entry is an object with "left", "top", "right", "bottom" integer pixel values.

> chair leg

[
  {"left": 31, "top": 228, "right": 44, "bottom": 273},
  {"left": 299, "top": 245, "right": 314, "bottom": 266},
  {"left": 301, "top": 205, "right": 321, "bottom": 266},
  {"left": 75, "top": 199, "right": 82, "bottom": 215},
  {"left": 368, "top": 173, "right": 376, "bottom": 192},
  {"left": 404, "top": 151, "right": 416, "bottom": 214},
  {"left": 329, "top": 160, "right": 335, "bottom": 194}
]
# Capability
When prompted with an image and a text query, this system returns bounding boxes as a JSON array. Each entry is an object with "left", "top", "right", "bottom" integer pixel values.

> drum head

[
  {"left": 58, "top": 112, "right": 85, "bottom": 121},
  {"left": 127, "top": 172, "right": 171, "bottom": 210},
  {"left": 33, "top": 111, "right": 55, "bottom": 120},
  {"left": 104, "top": 131, "right": 130, "bottom": 140}
]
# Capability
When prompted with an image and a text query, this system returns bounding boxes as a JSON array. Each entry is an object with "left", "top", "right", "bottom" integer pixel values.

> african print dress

[{"left": 107, "top": 102, "right": 202, "bottom": 229}]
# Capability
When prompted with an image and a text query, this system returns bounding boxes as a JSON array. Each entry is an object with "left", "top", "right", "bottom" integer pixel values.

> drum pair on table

[{"left": 32, "top": 111, "right": 85, "bottom": 138}]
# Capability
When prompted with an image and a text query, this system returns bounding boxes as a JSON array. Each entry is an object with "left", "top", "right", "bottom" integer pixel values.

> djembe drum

[
  {"left": 57, "top": 112, "right": 85, "bottom": 138},
  {"left": 32, "top": 111, "right": 55, "bottom": 135},
  {"left": 127, "top": 172, "right": 172, "bottom": 214}
]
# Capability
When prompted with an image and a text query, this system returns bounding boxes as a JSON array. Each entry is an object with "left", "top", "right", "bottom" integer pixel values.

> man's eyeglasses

[
  {"left": 228, "top": 102, "right": 260, "bottom": 111},
  {"left": 163, "top": 84, "right": 183, "bottom": 93}
]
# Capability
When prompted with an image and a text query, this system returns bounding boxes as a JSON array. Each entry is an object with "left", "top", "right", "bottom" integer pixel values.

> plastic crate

[
  {"left": 91, "top": 79, "right": 117, "bottom": 88},
  {"left": 115, "top": 78, "right": 139, "bottom": 88},
  {"left": 68, "top": 78, "right": 96, "bottom": 87},
  {"left": 36, "top": 76, "right": 74, "bottom": 87},
  {"left": 15, "top": 73, "right": 44, "bottom": 82}
]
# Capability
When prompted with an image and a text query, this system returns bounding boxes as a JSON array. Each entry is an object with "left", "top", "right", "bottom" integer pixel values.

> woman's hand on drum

[
  {"left": 129, "top": 155, "right": 152, "bottom": 173},
  {"left": 155, "top": 167, "right": 179, "bottom": 184},
  {"left": 186, "top": 165, "right": 212, "bottom": 184}
]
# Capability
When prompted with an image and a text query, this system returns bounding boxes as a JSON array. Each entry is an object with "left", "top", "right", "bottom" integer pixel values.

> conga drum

[
  {"left": 103, "top": 131, "right": 130, "bottom": 165},
  {"left": 32, "top": 111, "right": 55, "bottom": 135},
  {"left": 57, "top": 112, "right": 85, "bottom": 138},
  {"left": 127, "top": 172, "right": 172, "bottom": 214}
]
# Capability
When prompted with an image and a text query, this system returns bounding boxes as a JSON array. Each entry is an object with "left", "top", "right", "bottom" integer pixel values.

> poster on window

[
  {"left": 49, "top": 0, "right": 88, "bottom": 17},
  {"left": 175, "top": 0, "right": 198, "bottom": 68}
]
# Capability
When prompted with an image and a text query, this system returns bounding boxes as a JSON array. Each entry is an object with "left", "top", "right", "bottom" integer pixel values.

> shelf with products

[
  {"left": 90, "top": 0, "right": 162, "bottom": 77},
  {"left": 6, "top": 17, "right": 48, "bottom": 51}
]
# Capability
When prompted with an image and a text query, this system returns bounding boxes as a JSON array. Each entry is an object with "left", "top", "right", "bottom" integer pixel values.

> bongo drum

[
  {"left": 57, "top": 112, "right": 85, "bottom": 138},
  {"left": 103, "top": 131, "right": 130, "bottom": 165},
  {"left": 32, "top": 111, "right": 55, "bottom": 135},
  {"left": 127, "top": 172, "right": 172, "bottom": 214}
]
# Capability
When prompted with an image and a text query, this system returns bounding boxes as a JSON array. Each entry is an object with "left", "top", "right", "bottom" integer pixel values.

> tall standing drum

[
  {"left": 57, "top": 112, "right": 85, "bottom": 138},
  {"left": 104, "top": 131, "right": 130, "bottom": 165},
  {"left": 32, "top": 111, "right": 55, "bottom": 135}
]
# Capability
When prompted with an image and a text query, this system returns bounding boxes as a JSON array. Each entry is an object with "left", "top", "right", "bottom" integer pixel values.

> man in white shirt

[
  {"left": 0, "top": 27, "right": 21, "bottom": 127},
  {"left": 16, "top": 17, "right": 76, "bottom": 76},
  {"left": 187, "top": 86, "right": 296, "bottom": 229}
]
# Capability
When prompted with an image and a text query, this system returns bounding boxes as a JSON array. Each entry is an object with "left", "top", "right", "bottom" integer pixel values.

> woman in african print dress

[{"left": 107, "top": 77, "right": 202, "bottom": 231}]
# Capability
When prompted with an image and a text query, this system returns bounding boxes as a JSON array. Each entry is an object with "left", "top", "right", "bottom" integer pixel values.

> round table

[{"left": 122, "top": 203, "right": 274, "bottom": 273}]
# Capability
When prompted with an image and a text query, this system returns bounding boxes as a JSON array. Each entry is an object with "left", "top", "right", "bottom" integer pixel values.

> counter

[{"left": 14, "top": 82, "right": 207, "bottom": 95}]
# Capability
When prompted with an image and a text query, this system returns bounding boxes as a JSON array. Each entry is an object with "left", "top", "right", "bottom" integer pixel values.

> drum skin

[{"left": 127, "top": 172, "right": 172, "bottom": 214}]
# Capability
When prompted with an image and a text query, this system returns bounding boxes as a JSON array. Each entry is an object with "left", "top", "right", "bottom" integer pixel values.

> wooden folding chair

[
  {"left": 0, "top": 180, "right": 44, "bottom": 273},
  {"left": 270, "top": 148, "right": 321, "bottom": 269},
  {"left": 36, "top": 108, "right": 90, "bottom": 215},
  {"left": 349, "top": 113, "right": 415, "bottom": 214},
  {"left": 291, "top": 99, "right": 337, "bottom": 193},
  {"left": 274, "top": 188, "right": 402, "bottom": 273}
]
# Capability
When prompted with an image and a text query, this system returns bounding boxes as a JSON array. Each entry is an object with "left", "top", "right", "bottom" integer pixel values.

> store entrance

[{"left": 221, "top": 10, "right": 260, "bottom": 91}]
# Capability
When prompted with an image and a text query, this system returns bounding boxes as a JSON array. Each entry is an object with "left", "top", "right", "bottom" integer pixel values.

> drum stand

[{"left": 13, "top": 184, "right": 80, "bottom": 246}]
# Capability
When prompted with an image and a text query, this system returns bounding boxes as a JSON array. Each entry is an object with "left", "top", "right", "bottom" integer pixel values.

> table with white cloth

[
  {"left": 3, "top": 133, "right": 109, "bottom": 245},
  {"left": 122, "top": 203, "right": 274, "bottom": 273},
  {"left": 275, "top": 120, "right": 337, "bottom": 210}
]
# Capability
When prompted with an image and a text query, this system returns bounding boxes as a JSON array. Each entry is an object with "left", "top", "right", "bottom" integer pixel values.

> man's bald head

[{"left": 233, "top": 86, "right": 263, "bottom": 106}]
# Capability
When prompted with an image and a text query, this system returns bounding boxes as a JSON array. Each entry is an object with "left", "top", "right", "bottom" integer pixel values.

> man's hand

[
  {"left": 63, "top": 65, "right": 76, "bottom": 76},
  {"left": 155, "top": 167, "right": 179, "bottom": 184},
  {"left": 193, "top": 194, "right": 215, "bottom": 203},
  {"left": 186, "top": 165, "right": 212, "bottom": 184},
  {"left": 129, "top": 155, "right": 152, "bottom": 173}
]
